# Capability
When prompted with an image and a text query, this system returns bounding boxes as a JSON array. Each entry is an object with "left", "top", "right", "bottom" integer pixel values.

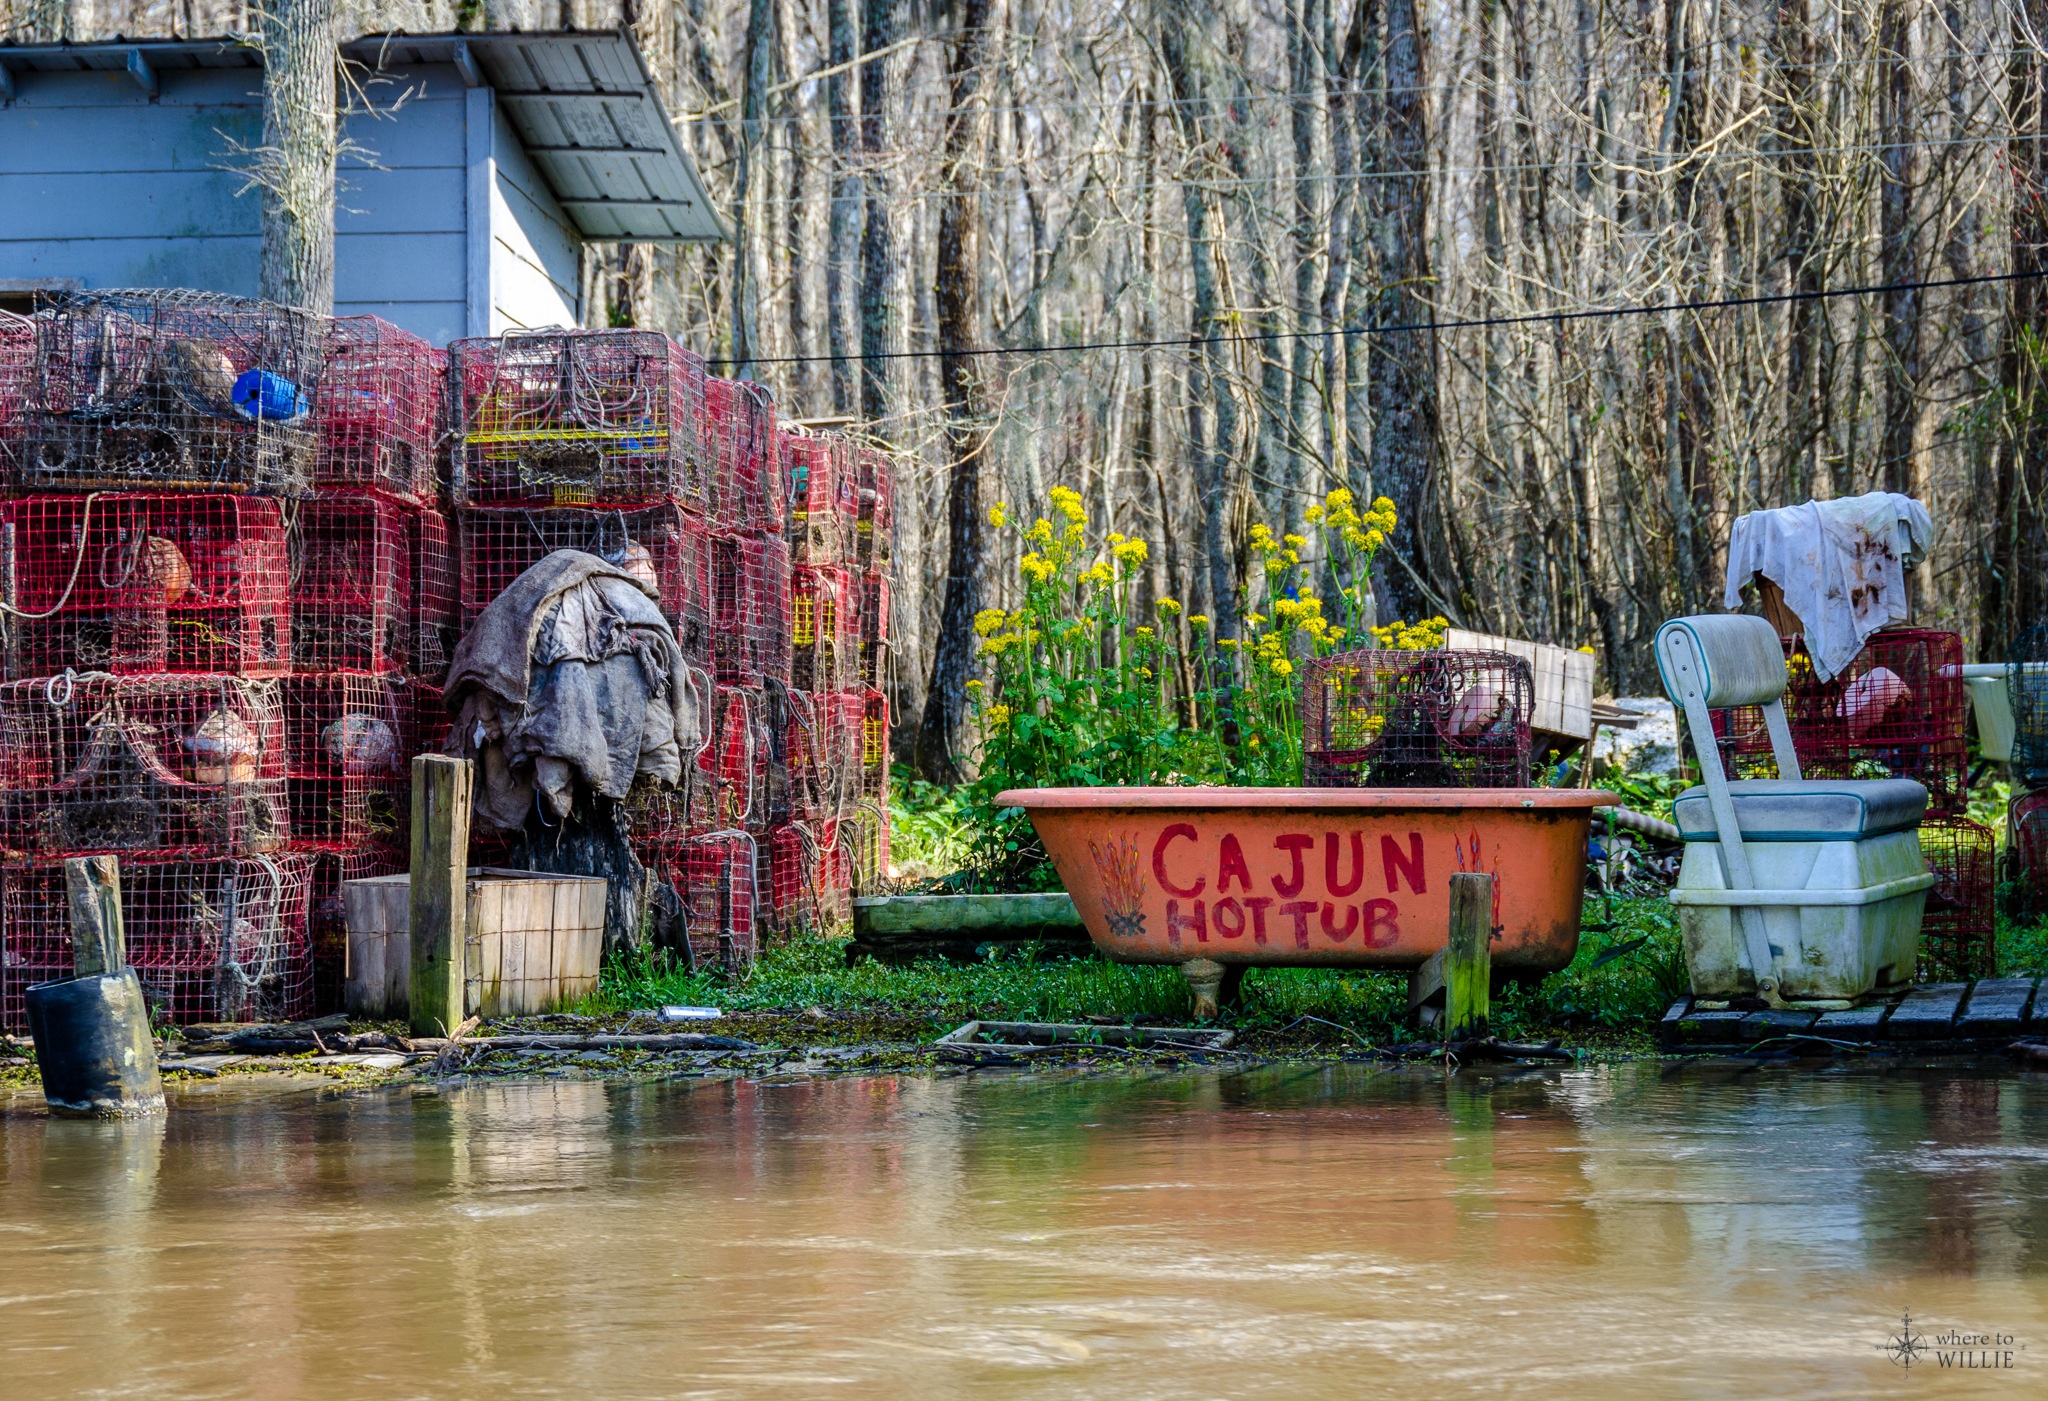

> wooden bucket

[{"left": 342, "top": 868, "right": 608, "bottom": 1020}]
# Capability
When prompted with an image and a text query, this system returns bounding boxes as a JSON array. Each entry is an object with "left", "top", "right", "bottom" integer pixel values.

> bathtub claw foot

[{"left": 1183, "top": 958, "right": 1227, "bottom": 1020}]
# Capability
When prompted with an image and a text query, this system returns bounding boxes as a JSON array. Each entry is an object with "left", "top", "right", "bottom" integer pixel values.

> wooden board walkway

[{"left": 1659, "top": 978, "right": 2045, "bottom": 1052}]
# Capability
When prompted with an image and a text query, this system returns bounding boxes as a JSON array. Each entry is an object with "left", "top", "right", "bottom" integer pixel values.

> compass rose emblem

[{"left": 1879, "top": 1311, "right": 1926, "bottom": 1369}]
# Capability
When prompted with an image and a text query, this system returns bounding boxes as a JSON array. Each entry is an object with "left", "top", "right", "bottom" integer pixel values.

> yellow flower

[
  {"left": 986, "top": 704, "right": 1014, "bottom": 729},
  {"left": 1218, "top": 638, "right": 1239, "bottom": 649},
  {"left": 1245, "top": 612, "right": 1265, "bottom": 625},
  {"left": 1048, "top": 485, "right": 1087, "bottom": 525},
  {"left": 1283, "top": 534, "right": 1307, "bottom": 552},
  {"left": 1020, "top": 552, "right": 1055, "bottom": 583},
  {"left": 1327, "top": 488, "right": 1354, "bottom": 509},
  {"left": 966, "top": 678, "right": 985, "bottom": 691},
  {"left": 1305, "top": 503, "right": 1326, "bottom": 525},
  {"left": 1269, "top": 657, "right": 1294, "bottom": 677},
  {"left": 1135, "top": 626, "right": 1154, "bottom": 637},
  {"left": 1157, "top": 598, "right": 1183, "bottom": 617},
  {"left": 973, "top": 607, "right": 1009, "bottom": 637},
  {"left": 1079, "top": 562, "right": 1112, "bottom": 587},
  {"left": 1113, "top": 538, "right": 1148, "bottom": 567},
  {"left": 1363, "top": 529, "right": 1384, "bottom": 550},
  {"left": 989, "top": 502, "right": 1010, "bottom": 528},
  {"left": 1025, "top": 518, "right": 1054, "bottom": 547},
  {"left": 1188, "top": 614, "right": 1210, "bottom": 629}
]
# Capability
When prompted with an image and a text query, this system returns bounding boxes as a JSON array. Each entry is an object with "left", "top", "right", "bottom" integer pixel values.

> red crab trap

[
  {"left": 785, "top": 688, "right": 862, "bottom": 823},
  {"left": 766, "top": 822, "right": 818, "bottom": 933},
  {"left": 290, "top": 492, "right": 413, "bottom": 673},
  {"left": 857, "top": 571, "right": 889, "bottom": 687},
  {"left": 411, "top": 507, "right": 458, "bottom": 684},
  {"left": 1917, "top": 814, "right": 1997, "bottom": 981},
  {"left": 1, "top": 851, "right": 313, "bottom": 1032},
  {"left": 704, "top": 376, "right": 784, "bottom": 533},
  {"left": 1300, "top": 649, "right": 1535, "bottom": 787},
  {"left": 450, "top": 330, "right": 708, "bottom": 507},
  {"left": 0, "top": 313, "right": 30, "bottom": 474},
  {"left": 855, "top": 445, "right": 894, "bottom": 571},
  {"left": 283, "top": 673, "right": 415, "bottom": 849},
  {"left": 0, "top": 673, "right": 290, "bottom": 857},
  {"left": 0, "top": 493, "right": 291, "bottom": 679},
  {"left": 23, "top": 288, "right": 321, "bottom": 496},
  {"left": 461, "top": 501, "right": 713, "bottom": 669},
  {"left": 791, "top": 565, "right": 857, "bottom": 694},
  {"left": 714, "top": 531, "right": 791, "bottom": 687},
  {"left": 641, "top": 833, "right": 759, "bottom": 973},
  {"left": 860, "top": 689, "right": 890, "bottom": 804},
  {"left": 2006, "top": 788, "right": 2048, "bottom": 921},
  {"left": 316, "top": 315, "right": 438, "bottom": 503},
  {"left": 786, "top": 431, "right": 859, "bottom": 566},
  {"left": 1720, "top": 631, "right": 1968, "bottom": 812},
  {"left": 630, "top": 683, "right": 766, "bottom": 841}
]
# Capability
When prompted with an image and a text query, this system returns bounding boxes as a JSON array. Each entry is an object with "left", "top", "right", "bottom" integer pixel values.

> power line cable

[{"left": 738, "top": 265, "right": 2046, "bottom": 366}]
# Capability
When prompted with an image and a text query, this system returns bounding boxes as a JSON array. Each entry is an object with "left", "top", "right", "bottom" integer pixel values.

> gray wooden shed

[{"left": 0, "top": 30, "right": 724, "bottom": 345}]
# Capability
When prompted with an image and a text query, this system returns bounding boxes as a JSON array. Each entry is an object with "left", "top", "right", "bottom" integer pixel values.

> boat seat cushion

[{"left": 1672, "top": 778, "right": 1928, "bottom": 842}]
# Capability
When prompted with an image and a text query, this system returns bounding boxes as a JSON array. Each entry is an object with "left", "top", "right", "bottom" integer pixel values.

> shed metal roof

[{"left": 0, "top": 29, "right": 728, "bottom": 244}]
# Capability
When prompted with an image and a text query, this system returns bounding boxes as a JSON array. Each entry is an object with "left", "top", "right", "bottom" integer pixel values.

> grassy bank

[{"left": 590, "top": 896, "right": 1694, "bottom": 1051}]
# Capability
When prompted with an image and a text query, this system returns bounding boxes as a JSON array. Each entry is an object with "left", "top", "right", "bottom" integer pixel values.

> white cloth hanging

[{"left": 1722, "top": 492, "right": 1933, "bottom": 682}]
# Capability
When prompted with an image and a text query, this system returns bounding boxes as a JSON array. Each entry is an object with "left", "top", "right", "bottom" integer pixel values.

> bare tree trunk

[
  {"left": 859, "top": 0, "right": 908, "bottom": 429},
  {"left": 731, "top": 0, "right": 776, "bottom": 377},
  {"left": 1879, "top": 0, "right": 1928, "bottom": 504},
  {"left": 917, "top": 0, "right": 997, "bottom": 784},
  {"left": 1364, "top": 0, "right": 1438, "bottom": 622},
  {"left": 826, "top": 0, "right": 862, "bottom": 413},
  {"left": 259, "top": 0, "right": 338, "bottom": 316}
]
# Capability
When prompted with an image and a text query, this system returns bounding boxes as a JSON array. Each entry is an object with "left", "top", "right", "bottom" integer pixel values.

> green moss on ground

[{"left": 586, "top": 896, "right": 1692, "bottom": 1054}]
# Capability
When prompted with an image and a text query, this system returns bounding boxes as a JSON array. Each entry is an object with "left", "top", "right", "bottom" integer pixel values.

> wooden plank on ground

[
  {"left": 1885, "top": 982, "right": 1970, "bottom": 1040},
  {"left": 1956, "top": 978, "right": 2037, "bottom": 1040}
]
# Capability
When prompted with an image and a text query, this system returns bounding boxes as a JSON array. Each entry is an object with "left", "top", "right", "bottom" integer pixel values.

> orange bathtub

[{"left": 999, "top": 787, "right": 1619, "bottom": 974}]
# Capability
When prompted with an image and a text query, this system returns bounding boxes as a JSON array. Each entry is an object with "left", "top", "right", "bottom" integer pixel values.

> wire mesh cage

[
  {"left": 24, "top": 289, "right": 321, "bottom": 495},
  {"left": 1721, "top": 630, "right": 1968, "bottom": 812},
  {"left": 857, "top": 571, "right": 889, "bottom": 688},
  {"left": 860, "top": 688, "right": 890, "bottom": 805},
  {"left": 2010, "top": 788, "right": 2048, "bottom": 922},
  {"left": 704, "top": 376, "right": 784, "bottom": 534},
  {"left": 0, "top": 673, "right": 289, "bottom": 857},
  {"left": 713, "top": 530, "right": 792, "bottom": 687},
  {"left": 787, "top": 432, "right": 858, "bottom": 566},
  {"left": 792, "top": 565, "right": 857, "bottom": 694},
  {"left": 855, "top": 445, "right": 894, "bottom": 572},
  {"left": 2009, "top": 626, "right": 2048, "bottom": 791},
  {"left": 1300, "top": 649, "right": 1535, "bottom": 787},
  {"left": 0, "top": 314, "right": 30, "bottom": 476},
  {"left": 814, "top": 817, "right": 856, "bottom": 928},
  {"left": 412, "top": 507, "right": 457, "bottom": 685},
  {"left": 450, "top": 330, "right": 708, "bottom": 507},
  {"left": 283, "top": 673, "right": 413, "bottom": 850},
  {"left": 766, "top": 822, "right": 816, "bottom": 933},
  {"left": 301, "top": 841, "right": 404, "bottom": 1017},
  {"left": 316, "top": 315, "right": 438, "bottom": 503},
  {"left": 845, "top": 802, "right": 890, "bottom": 891},
  {"left": 460, "top": 501, "right": 714, "bottom": 672},
  {"left": 786, "top": 688, "right": 862, "bottom": 823},
  {"left": 290, "top": 492, "right": 412, "bottom": 673},
  {"left": 1917, "top": 814, "right": 1997, "bottom": 981},
  {"left": 0, "top": 493, "right": 291, "bottom": 679},
  {"left": 1, "top": 852, "right": 313, "bottom": 1032},
  {"left": 640, "top": 833, "right": 759, "bottom": 973}
]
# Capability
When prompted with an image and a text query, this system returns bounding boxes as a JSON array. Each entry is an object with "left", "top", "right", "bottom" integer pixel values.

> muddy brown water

[{"left": 3, "top": 1062, "right": 2047, "bottom": 1399}]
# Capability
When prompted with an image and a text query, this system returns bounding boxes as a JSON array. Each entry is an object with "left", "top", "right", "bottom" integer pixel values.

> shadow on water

[{"left": 3, "top": 1061, "right": 2047, "bottom": 1398}]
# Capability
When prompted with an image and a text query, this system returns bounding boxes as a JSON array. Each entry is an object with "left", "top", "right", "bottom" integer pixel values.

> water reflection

[{"left": 1, "top": 1062, "right": 2045, "bottom": 1398}]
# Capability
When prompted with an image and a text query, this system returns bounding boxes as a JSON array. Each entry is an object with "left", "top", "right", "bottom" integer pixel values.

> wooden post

[
  {"left": 1446, "top": 872, "right": 1493, "bottom": 1041},
  {"left": 409, "top": 755, "right": 472, "bottom": 1038},
  {"left": 64, "top": 855, "right": 125, "bottom": 976}
]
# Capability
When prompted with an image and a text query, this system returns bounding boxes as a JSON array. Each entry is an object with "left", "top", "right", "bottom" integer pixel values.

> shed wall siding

[
  {"left": 0, "top": 62, "right": 524, "bottom": 346},
  {"left": 487, "top": 101, "right": 581, "bottom": 333}
]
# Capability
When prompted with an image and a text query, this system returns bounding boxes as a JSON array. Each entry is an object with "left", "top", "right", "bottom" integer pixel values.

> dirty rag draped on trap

[
  {"left": 442, "top": 549, "right": 702, "bottom": 831},
  {"left": 1722, "top": 492, "right": 1933, "bottom": 682}
]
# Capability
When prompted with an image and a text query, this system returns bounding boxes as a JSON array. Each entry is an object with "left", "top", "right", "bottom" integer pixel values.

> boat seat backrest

[{"left": 1654, "top": 615, "right": 1787, "bottom": 710}]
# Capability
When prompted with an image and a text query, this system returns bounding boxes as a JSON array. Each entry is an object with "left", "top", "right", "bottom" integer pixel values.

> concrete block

[
  {"left": 1956, "top": 978, "right": 2037, "bottom": 1041},
  {"left": 1813, "top": 1004, "right": 1891, "bottom": 1041}
]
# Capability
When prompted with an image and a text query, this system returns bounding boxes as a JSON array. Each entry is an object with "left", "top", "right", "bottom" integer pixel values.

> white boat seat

[{"left": 1672, "top": 778, "right": 1928, "bottom": 843}]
